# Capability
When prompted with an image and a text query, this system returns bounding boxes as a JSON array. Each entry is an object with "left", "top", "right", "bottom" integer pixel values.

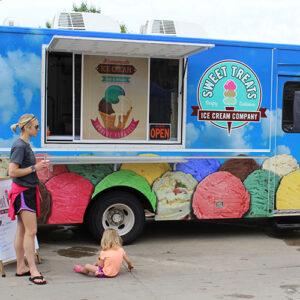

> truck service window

[
  {"left": 282, "top": 81, "right": 300, "bottom": 133},
  {"left": 149, "top": 59, "right": 179, "bottom": 141},
  {"left": 45, "top": 53, "right": 182, "bottom": 144},
  {"left": 46, "top": 52, "right": 73, "bottom": 140}
]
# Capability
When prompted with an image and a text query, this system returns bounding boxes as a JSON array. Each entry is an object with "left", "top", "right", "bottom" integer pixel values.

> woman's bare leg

[
  {"left": 14, "top": 216, "right": 29, "bottom": 274},
  {"left": 20, "top": 210, "right": 45, "bottom": 283}
]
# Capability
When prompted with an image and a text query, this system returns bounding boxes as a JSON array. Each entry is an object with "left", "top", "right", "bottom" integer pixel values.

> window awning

[{"left": 47, "top": 35, "right": 214, "bottom": 58}]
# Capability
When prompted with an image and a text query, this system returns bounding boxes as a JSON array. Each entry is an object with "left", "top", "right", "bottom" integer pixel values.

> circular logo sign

[{"left": 196, "top": 60, "right": 263, "bottom": 133}]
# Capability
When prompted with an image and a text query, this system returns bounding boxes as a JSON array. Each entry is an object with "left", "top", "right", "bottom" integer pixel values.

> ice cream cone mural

[
  {"left": 92, "top": 85, "right": 139, "bottom": 139},
  {"left": 223, "top": 80, "right": 237, "bottom": 105}
]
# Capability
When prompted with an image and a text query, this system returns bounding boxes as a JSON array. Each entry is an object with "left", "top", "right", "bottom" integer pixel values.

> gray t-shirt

[{"left": 10, "top": 138, "right": 38, "bottom": 187}]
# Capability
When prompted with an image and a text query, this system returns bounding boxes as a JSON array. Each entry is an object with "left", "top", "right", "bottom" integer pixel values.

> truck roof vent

[
  {"left": 58, "top": 12, "right": 85, "bottom": 30},
  {"left": 53, "top": 12, "right": 120, "bottom": 32},
  {"left": 141, "top": 19, "right": 207, "bottom": 38},
  {"left": 152, "top": 20, "right": 176, "bottom": 35},
  {"left": 70, "top": 13, "right": 85, "bottom": 29}
]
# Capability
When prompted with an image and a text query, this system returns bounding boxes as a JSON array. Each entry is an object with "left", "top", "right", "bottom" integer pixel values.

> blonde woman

[
  {"left": 8, "top": 114, "right": 49, "bottom": 285},
  {"left": 74, "top": 229, "right": 134, "bottom": 278}
]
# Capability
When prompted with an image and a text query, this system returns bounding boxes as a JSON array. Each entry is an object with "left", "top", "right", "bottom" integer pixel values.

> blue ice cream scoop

[
  {"left": 105, "top": 85, "right": 125, "bottom": 104},
  {"left": 176, "top": 158, "right": 221, "bottom": 182}
]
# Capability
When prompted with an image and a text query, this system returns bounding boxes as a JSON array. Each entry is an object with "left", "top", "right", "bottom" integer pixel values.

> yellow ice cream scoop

[
  {"left": 224, "top": 90, "right": 236, "bottom": 97},
  {"left": 121, "top": 163, "right": 171, "bottom": 185},
  {"left": 276, "top": 170, "right": 300, "bottom": 210}
]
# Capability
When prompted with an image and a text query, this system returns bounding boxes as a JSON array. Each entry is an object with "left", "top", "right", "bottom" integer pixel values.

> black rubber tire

[{"left": 86, "top": 190, "right": 145, "bottom": 245}]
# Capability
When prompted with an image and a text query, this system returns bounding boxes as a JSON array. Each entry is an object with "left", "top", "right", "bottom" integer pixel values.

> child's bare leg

[{"left": 82, "top": 264, "right": 98, "bottom": 275}]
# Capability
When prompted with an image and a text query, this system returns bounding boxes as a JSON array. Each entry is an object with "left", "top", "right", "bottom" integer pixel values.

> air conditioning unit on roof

[
  {"left": 140, "top": 19, "right": 206, "bottom": 38},
  {"left": 52, "top": 12, "right": 120, "bottom": 33}
]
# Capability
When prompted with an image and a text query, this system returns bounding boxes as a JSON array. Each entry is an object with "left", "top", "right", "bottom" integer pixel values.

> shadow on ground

[{"left": 37, "top": 219, "right": 300, "bottom": 247}]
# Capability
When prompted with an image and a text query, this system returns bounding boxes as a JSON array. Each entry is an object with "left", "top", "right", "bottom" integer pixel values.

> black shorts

[{"left": 14, "top": 187, "right": 37, "bottom": 214}]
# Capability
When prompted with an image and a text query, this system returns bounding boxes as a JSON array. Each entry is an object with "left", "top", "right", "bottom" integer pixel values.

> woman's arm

[
  {"left": 8, "top": 160, "right": 49, "bottom": 178},
  {"left": 9, "top": 163, "right": 34, "bottom": 178}
]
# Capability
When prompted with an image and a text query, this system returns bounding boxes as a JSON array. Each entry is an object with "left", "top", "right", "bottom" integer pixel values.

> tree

[
  {"left": 120, "top": 24, "right": 127, "bottom": 33},
  {"left": 45, "top": 21, "right": 52, "bottom": 29},
  {"left": 72, "top": 1, "right": 101, "bottom": 13}
]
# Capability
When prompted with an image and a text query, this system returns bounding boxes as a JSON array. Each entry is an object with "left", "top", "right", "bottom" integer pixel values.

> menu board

[{"left": 0, "top": 179, "right": 39, "bottom": 264}]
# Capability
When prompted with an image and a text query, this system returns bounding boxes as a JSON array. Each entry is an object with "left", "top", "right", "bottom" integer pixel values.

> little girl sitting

[{"left": 73, "top": 228, "right": 133, "bottom": 278}]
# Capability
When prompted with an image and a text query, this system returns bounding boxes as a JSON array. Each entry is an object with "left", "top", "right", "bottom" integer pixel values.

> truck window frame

[
  {"left": 41, "top": 47, "right": 186, "bottom": 150},
  {"left": 282, "top": 81, "right": 300, "bottom": 133}
]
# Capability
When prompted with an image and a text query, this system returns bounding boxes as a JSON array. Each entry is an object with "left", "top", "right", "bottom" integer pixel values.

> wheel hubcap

[{"left": 102, "top": 204, "right": 135, "bottom": 236}]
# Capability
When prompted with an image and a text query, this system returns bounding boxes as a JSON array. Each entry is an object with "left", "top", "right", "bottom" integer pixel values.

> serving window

[
  {"left": 44, "top": 36, "right": 213, "bottom": 147},
  {"left": 46, "top": 53, "right": 182, "bottom": 144}
]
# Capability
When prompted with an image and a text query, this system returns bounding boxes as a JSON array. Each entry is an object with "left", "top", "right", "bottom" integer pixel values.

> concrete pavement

[{"left": 1, "top": 221, "right": 300, "bottom": 299}]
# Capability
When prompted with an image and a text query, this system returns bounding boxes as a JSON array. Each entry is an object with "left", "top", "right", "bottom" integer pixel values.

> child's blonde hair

[
  {"left": 10, "top": 114, "right": 36, "bottom": 133},
  {"left": 100, "top": 229, "right": 122, "bottom": 250}
]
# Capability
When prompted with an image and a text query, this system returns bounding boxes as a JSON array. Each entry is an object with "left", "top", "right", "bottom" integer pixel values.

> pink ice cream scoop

[
  {"left": 192, "top": 171, "right": 250, "bottom": 219},
  {"left": 46, "top": 172, "right": 94, "bottom": 224},
  {"left": 224, "top": 80, "right": 236, "bottom": 91}
]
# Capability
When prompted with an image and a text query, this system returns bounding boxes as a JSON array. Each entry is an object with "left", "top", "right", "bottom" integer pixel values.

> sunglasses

[{"left": 33, "top": 124, "right": 39, "bottom": 130}]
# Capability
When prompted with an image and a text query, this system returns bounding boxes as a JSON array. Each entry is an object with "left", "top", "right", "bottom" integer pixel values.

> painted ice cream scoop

[
  {"left": 192, "top": 171, "right": 250, "bottom": 219},
  {"left": 121, "top": 162, "right": 171, "bottom": 185},
  {"left": 67, "top": 164, "right": 114, "bottom": 186},
  {"left": 276, "top": 170, "right": 300, "bottom": 210},
  {"left": 219, "top": 157, "right": 260, "bottom": 182},
  {"left": 0, "top": 158, "right": 9, "bottom": 178},
  {"left": 98, "top": 98, "right": 114, "bottom": 115},
  {"left": 98, "top": 85, "right": 132, "bottom": 131},
  {"left": 153, "top": 171, "right": 198, "bottom": 220},
  {"left": 244, "top": 169, "right": 280, "bottom": 217},
  {"left": 223, "top": 80, "right": 237, "bottom": 105},
  {"left": 262, "top": 154, "right": 299, "bottom": 177},
  {"left": 175, "top": 158, "right": 221, "bottom": 182},
  {"left": 46, "top": 172, "right": 94, "bottom": 224}
]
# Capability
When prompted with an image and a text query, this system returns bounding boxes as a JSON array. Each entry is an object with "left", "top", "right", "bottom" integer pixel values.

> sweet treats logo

[
  {"left": 91, "top": 85, "right": 139, "bottom": 139},
  {"left": 191, "top": 60, "right": 267, "bottom": 133}
]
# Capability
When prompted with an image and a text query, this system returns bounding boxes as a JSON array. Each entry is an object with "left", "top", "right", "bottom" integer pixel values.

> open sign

[{"left": 149, "top": 124, "right": 171, "bottom": 140}]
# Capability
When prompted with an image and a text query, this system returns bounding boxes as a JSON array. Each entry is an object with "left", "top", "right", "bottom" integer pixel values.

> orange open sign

[{"left": 149, "top": 124, "right": 171, "bottom": 140}]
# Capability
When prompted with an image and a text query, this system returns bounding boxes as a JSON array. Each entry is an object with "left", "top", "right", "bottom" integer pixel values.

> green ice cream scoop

[
  {"left": 244, "top": 169, "right": 280, "bottom": 217},
  {"left": 105, "top": 85, "right": 125, "bottom": 104}
]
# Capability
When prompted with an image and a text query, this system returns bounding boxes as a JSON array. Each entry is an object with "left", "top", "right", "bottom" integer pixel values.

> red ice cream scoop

[
  {"left": 192, "top": 171, "right": 250, "bottom": 219},
  {"left": 46, "top": 172, "right": 94, "bottom": 224}
]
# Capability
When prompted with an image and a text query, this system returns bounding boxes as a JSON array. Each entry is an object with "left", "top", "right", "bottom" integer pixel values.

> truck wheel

[{"left": 87, "top": 191, "right": 145, "bottom": 244}]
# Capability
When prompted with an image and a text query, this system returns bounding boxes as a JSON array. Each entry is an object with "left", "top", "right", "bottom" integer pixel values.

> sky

[{"left": 0, "top": 0, "right": 300, "bottom": 44}]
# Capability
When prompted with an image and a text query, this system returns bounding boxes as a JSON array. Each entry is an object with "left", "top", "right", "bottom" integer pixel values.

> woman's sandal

[
  {"left": 29, "top": 275, "right": 47, "bottom": 285},
  {"left": 15, "top": 270, "right": 31, "bottom": 277}
]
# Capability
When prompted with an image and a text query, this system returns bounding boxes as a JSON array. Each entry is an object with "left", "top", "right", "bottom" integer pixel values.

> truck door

[{"left": 276, "top": 75, "right": 300, "bottom": 211}]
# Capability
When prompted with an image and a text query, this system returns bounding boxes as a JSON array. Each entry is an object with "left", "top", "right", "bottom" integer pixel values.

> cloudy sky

[{"left": 0, "top": 0, "right": 300, "bottom": 44}]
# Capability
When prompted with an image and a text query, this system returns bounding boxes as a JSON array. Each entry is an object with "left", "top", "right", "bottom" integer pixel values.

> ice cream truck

[{"left": 1, "top": 23, "right": 300, "bottom": 244}]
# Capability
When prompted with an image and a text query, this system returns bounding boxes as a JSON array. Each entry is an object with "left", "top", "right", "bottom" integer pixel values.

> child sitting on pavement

[{"left": 73, "top": 228, "right": 133, "bottom": 278}]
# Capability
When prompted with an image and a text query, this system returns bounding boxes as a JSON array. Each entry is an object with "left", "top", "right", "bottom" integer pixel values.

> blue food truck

[{"left": 0, "top": 24, "right": 300, "bottom": 243}]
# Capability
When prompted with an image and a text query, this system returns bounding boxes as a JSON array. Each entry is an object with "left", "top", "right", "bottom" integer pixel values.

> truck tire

[{"left": 86, "top": 190, "right": 145, "bottom": 244}]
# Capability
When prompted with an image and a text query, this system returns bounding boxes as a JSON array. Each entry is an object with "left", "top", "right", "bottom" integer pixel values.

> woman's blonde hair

[
  {"left": 10, "top": 114, "right": 36, "bottom": 133},
  {"left": 100, "top": 229, "right": 122, "bottom": 250}
]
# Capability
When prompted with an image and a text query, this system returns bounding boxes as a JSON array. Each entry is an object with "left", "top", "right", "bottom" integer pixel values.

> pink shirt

[{"left": 99, "top": 247, "right": 126, "bottom": 277}]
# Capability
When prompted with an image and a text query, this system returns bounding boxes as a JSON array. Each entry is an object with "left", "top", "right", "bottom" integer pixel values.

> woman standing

[{"left": 8, "top": 114, "right": 49, "bottom": 285}]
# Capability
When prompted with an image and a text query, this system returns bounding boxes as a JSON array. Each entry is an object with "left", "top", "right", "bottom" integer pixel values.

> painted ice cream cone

[
  {"left": 98, "top": 86, "right": 133, "bottom": 131},
  {"left": 99, "top": 107, "right": 132, "bottom": 130},
  {"left": 223, "top": 80, "right": 237, "bottom": 105}
]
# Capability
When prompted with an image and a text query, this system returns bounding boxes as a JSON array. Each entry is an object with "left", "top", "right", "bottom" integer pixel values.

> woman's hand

[{"left": 35, "top": 160, "right": 50, "bottom": 171}]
